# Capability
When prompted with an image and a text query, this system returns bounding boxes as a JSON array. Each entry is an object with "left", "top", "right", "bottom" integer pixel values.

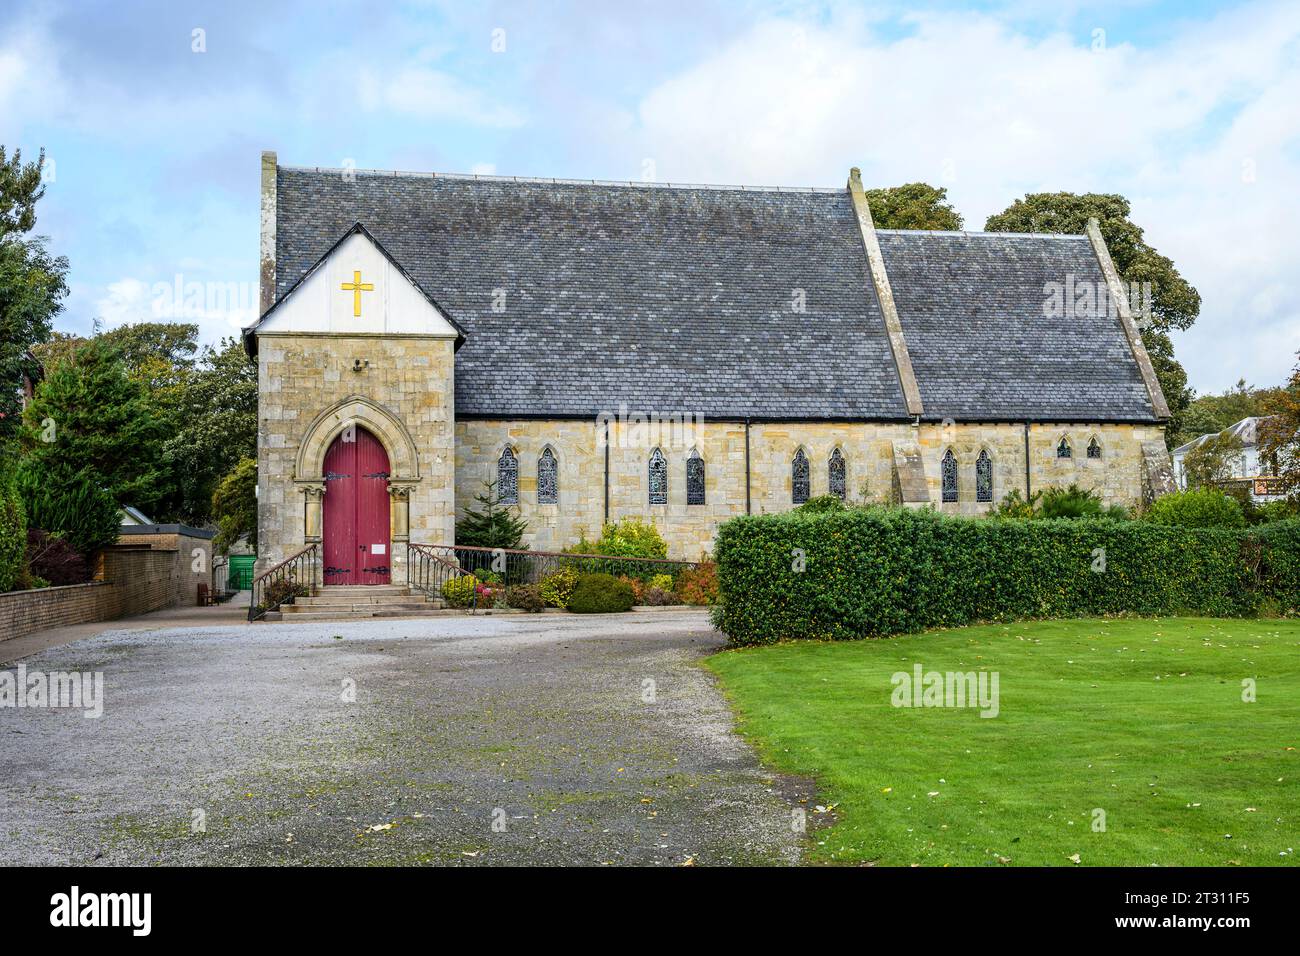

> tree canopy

[
  {"left": 0, "top": 146, "right": 67, "bottom": 444},
  {"left": 864, "top": 182, "right": 963, "bottom": 230}
]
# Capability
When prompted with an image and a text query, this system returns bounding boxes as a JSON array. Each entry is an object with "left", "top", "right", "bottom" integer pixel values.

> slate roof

[
  {"left": 267, "top": 166, "right": 1162, "bottom": 423},
  {"left": 876, "top": 230, "right": 1157, "bottom": 422}
]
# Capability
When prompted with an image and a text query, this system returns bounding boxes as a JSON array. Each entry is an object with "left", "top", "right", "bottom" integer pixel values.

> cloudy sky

[{"left": 2, "top": 0, "right": 1296, "bottom": 394}]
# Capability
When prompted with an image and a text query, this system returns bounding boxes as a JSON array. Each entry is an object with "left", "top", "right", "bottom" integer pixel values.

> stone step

[
  {"left": 295, "top": 594, "right": 419, "bottom": 606},
  {"left": 282, "top": 601, "right": 437, "bottom": 614},
  {"left": 267, "top": 607, "right": 457, "bottom": 621},
  {"left": 318, "top": 585, "right": 410, "bottom": 594}
]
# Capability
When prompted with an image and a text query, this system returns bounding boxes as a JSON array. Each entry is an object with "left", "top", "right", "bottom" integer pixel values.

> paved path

[{"left": 0, "top": 611, "right": 805, "bottom": 866}]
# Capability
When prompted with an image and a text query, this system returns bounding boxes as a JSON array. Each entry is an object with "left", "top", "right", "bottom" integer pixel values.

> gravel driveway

[{"left": 0, "top": 611, "right": 804, "bottom": 866}]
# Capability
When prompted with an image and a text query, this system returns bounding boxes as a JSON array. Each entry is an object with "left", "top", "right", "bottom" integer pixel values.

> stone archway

[{"left": 294, "top": 395, "right": 421, "bottom": 546}]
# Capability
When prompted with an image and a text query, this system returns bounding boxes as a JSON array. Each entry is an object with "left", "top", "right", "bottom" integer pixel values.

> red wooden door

[{"left": 322, "top": 427, "right": 391, "bottom": 585}]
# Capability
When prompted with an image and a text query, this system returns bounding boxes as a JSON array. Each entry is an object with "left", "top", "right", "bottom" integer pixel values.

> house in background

[{"left": 1171, "top": 416, "right": 1283, "bottom": 502}]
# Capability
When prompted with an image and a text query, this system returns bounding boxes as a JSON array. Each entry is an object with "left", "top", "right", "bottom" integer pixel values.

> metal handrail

[
  {"left": 406, "top": 543, "right": 480, "bottom": 612},
  {"left": 248, "top": 544, "right": 319, "bottom": 621}
]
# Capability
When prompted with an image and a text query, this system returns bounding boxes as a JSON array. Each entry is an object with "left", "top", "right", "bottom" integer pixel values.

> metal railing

[
  {"left": 406, "top": 543, "right": 480, "bottom": 612},
  {"left": 248, "top": 544, "right": 319, "bottom": 621},
  {"left": 411, "top": 543, "right": 699, "bottom": 593}
]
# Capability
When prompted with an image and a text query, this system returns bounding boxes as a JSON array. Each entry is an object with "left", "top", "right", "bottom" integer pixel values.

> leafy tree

[
  {"left": 864, "top": 183, "right": 963, "bottom": 230},
  {"left": 985, "top": 193, "right": 1198, "bottom": 443},
  {"left": 1181, "top": 431, "right": 1245, "bottom": 488},
  {"left": 455, "top": 478, "right": 529, "bottom": 549},
  {"left": 158, "top": 336, "right": 257, "bottom": 524},
  {"left": 1258, "top": 352, "right": 1300, "bottom": 497},
  {"left": 14, "top": 468, "right": 119, "bottom": 557},
  {"left": 18, "top": 338, "right": 166, "bottom": 509},
  {"left": 211, "top": 457, "right": 257, "bottom": 555},
  {"left": 1174, "top": 378, "right": 1285, "bottom": 448},
  {"left": 0, "top": 146, "right": 67, "bottom": 444}
]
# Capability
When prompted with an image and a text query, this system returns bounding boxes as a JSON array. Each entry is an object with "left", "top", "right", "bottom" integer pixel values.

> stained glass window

[
  {"left": 792, "top": 448, "right": 810, "bottom": 504},
  {"left": 1087, "top": 438, "right": 1101, "bottom": 459},
  {"left": 686, "top": 449, "right": 705, "bottom": 505},
  {"left": 942, "top": 449, "right": 958, "bottom": 502},
  {"left": 498, "top": 446, "right": 518, "bottom": 504},
  {"left": 828, "top": 448, "right": 846, "bottom": 500},
  {"left": 649, "top": 448, "right": 667, "bottom": 505},
  {"left": 538, "top": 447, "right": 558, "bottom": 504},
  {"left": 1057, "top": 437, "right": 1072, "bottom": 459},
  {"left": 975, "top": 449, "right": 992, "bottom": 503}
]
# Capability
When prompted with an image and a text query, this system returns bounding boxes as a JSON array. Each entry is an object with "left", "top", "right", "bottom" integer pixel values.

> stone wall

[
  {"left": 255, "top": 332, "right": 457, "bottom": 581},
  {"left": 0, "top": 546, "right": 187, "bottom": 643},
  {"left": 455, "top": 418, "right": 1167, "bottom": 558}
]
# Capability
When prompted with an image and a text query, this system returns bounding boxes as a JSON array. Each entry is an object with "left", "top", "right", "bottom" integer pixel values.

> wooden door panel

[{"left": 321, "top": 427, "right": 391, "bottom": 586}]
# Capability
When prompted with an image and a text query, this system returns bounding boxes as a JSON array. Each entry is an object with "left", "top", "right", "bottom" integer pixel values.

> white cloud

[
  {"left": 358, "top": 66, "right": 525, "bottom": 128},
  {"left": 631, "top": 2, "right": 1300, "bottom": 392}
]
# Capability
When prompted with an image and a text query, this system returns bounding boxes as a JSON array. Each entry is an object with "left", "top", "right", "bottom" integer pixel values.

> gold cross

[{"left": 340, "top": 270, "right": 374, "bottom": 317}]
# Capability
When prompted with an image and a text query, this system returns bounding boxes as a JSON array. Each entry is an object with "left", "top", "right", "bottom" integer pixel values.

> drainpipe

[
  {"left": 1023, "top": 422, "right": 1032, "bottom": 498},
  {"left": 603, "top": 420, "right": 610, "bottom": 526},
  {"left": 744, "top": 418, "right": 752, "bottom": 514}
]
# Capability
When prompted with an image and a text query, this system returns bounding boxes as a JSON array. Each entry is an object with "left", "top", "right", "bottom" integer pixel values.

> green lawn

[{"left": 705, "top": 617, "right": 1300, "bottom": 866}]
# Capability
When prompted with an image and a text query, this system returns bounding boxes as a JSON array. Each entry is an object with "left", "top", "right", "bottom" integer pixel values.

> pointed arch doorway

[{"left": 322, "top": 426, "right": 392, "bottom": 585}]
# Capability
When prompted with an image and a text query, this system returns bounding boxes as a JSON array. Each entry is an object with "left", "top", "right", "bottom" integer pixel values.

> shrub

[
  {"left": 0, "top": 465, "right": 25, "bottom": 592},
  {"left": 643, "top": 586, "right": 679, "bottom": 606},
  {"left": 796, "top": 495, "right": 846, "bottom": 514},
  {"left": 25, "top": 529, "right": 89, "bottom": 586},
  {"left": 441, "top": 574, "right": 480, "bottom": 608},
  {"left": 675, "top": 563, "right": 720, "bottom": 606},
  {"left": 616, "top": 574, "right": 645, "bottom": 604},
  {"left": 538, "top": 566, "right": 579, "bottom": 609},
  {"left": 1038, "top": 484, "right": 1104, "bottom": 519},
  {"left": 991, "top": 488, "right": 1040, "bottom": 519},
  {"left": 262, "top": 576, "right": 309, "bottom": 609},
  {"left": 1145, "top": 488, "right": 1246, "bottom": 528},
  {"left": 648, "top": 572, "right": 675, "bottom": 592},
  {"left": 713, "top": 508, "right": 1263, "bottom": 646},
  {"left": 590, "top": 518, "right": 667, "bottom": 560},
  {"left": 568, "top": 573, "right": 635, "bottom": 613},
  {"left": 505, "top": 584, "right": 545, "bottom": 612}
]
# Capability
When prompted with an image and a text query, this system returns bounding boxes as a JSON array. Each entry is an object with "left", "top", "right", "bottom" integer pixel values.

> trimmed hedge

[
  {"left": 568, "top": 573, "right": 635, "bottom": 614},
  {"left": 714, "top": 509, "right": 1300, "bottom": 646}
]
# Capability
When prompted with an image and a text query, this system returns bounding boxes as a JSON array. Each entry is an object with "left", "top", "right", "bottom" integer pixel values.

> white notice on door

[{"left": 371, "top": 544, "right": 386, "bottom": 555}]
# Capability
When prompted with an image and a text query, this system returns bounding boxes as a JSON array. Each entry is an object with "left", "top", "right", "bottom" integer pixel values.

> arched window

[
  {"left": 792, "top": 448, "right": 810, "bottom": 504},
  {"left": 497, "top": 446, "right": 518, "bottom": 504},
  {"left": 537, "top": 447, "right": 558, "bottom": 504},
  {"left": 648, "top": 448, "right": 667, "bottom": 505},
  {"left": 828, "top": 448, "right": 846, "bottom": 500},
  {"left": 686, "top": 449, "right": 705, "bottom": 505},
  {"left": 975, "top": 449, "right": 993, "bottom": 503},
  {"left": 941, "top": 450, "right": 958, "bottom": 502},
  {"left": 1057, "top": 437, "right": 1072, "bottom": 459},
  {"left": 1087, "top": 438, "right": 1101, "bottom": 459}
]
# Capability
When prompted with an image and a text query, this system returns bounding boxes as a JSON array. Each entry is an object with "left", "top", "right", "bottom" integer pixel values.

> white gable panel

[{"left": 257, "top": 230, "right": 458, "bottom": 338}]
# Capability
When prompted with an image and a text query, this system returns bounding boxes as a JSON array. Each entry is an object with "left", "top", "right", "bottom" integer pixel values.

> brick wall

[{"left": 0, "top": 545, "right": 194, "bottom": 644}]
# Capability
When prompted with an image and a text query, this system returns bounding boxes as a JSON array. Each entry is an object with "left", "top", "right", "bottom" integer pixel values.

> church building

[{"left": 244, "top": 151, "right": 1175, "bottom": 583}]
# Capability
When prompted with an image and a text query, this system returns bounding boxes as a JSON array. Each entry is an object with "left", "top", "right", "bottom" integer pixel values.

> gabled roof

[
  {"left": 1174, "top": 416, "right": 1269, "bottom": 455},
  {"left": 876, "top": 230, "right": 1155, "bottom": 422},
  {"left": 266, "top": 165, "right": 1164, "bottom": 423},
  {"left": 243, "top": 221, "right": 466, "bottom": 353}
]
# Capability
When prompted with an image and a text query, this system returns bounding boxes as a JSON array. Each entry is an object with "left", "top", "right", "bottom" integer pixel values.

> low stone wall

[{"left": 0, "top": 545, "right": 191, "bottom": 643}]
